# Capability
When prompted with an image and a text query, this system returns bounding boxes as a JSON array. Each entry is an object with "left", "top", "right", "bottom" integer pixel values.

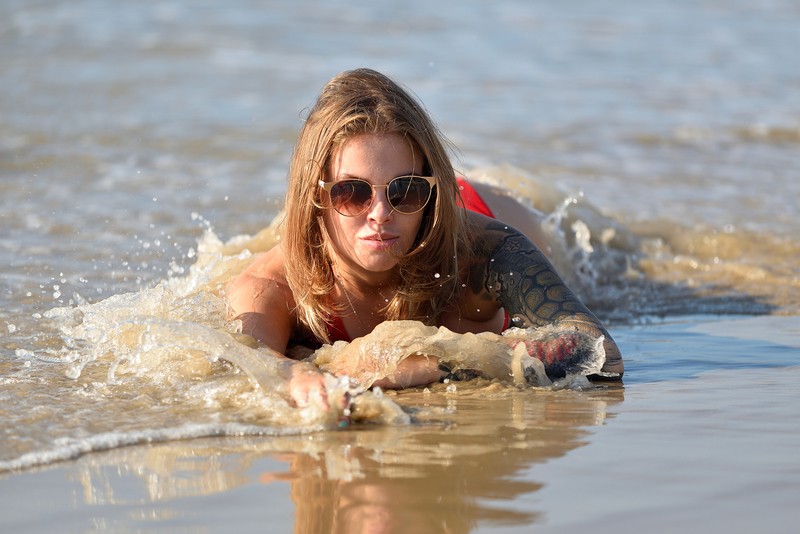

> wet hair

[{"left": 282, "top": 68, "right": 467, "bottom": 343}]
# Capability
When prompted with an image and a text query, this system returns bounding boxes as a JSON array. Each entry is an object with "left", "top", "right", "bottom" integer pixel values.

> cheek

[
  {"left": 400, "top": 214, "right": 426, "bottom": 249},
  {"left": 323, "top": 212, "right": 356, "bottom": 250}
]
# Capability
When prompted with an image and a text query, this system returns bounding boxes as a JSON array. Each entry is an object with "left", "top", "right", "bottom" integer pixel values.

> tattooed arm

[{"left": 469, "top": 215, "right": 624, "bottom": 377}]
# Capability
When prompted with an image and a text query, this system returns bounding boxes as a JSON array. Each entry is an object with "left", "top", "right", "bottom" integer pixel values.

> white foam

[{"left": 0, "top": 423, "right": 310, "bottom": 473}]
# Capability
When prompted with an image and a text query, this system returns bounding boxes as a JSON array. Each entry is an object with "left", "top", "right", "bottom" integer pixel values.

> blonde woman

[{"left": 227, "top": 68, "right": 623, "bottom": 408}]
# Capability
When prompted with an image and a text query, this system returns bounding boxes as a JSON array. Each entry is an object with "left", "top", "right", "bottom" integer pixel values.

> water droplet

[
  {"left": 7, "top": 324, "right": 17, "bottom": 334},
  {"left": 434, "top": 273, "right": 441, "bottom": 279}
]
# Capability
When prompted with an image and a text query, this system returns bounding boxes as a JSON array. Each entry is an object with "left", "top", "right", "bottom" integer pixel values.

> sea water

[{"left": 1, "top": 0, "right": 799, "bottom": 531}]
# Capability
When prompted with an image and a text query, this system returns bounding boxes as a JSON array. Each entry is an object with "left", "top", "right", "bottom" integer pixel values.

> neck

[
  {"left": 333, "top": 264, "right": 399, "bottom": 297},
  {"left": 334, "top": 275, "right": 395, "bottom": 334}
]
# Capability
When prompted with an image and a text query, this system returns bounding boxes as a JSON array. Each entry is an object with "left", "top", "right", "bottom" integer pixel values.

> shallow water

[
  {"left": 2, "top": 316, "right": 798, "bottom": 532},
  {"left": 2, "top": 0, "right": 800, "bottom": 531}
]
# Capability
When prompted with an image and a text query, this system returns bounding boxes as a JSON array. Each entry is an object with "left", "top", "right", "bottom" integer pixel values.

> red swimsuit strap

[
  {"left": 327, "top": 314, "right": 352, "bottom": 343},
  {"left": 456, "top": 177, "right": 496, "bottom": 218}
]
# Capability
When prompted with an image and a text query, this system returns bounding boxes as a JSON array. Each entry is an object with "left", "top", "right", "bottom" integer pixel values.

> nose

[{"left": 367, "top": 185, "right": 394, "bottom": 223}]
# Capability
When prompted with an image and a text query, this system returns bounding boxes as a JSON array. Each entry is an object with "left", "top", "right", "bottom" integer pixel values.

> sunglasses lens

[
  {"left": 329, "top": 180, "right": 374, "bottom": 216},
  {"left": 388, "top": 177, "right": 432, "bottom": 214},
  {"left": 326, "top": 177, "right": 434, "bottom": 216}
]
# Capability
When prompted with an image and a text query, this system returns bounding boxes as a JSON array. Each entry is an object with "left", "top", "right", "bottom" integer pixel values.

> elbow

[{"left": 596, "top": 336, "right": 624, "bottom": 379}]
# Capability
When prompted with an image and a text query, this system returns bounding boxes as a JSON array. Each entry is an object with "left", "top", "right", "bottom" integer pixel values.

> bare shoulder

[
  {"left": 463, "top": 210, "right": 530, "bottom": 273},
  {"left": 462, "top": 211, "right": 550, "bottom": 310},
  {"left": 468, "top": 181, "right": 548, "bottom": 251},
  {"left": 226, "top": 245, "right": 296, "bottom": 351},
  {"left": 228, "top": 246, "right": 291, "bottom": 298}
]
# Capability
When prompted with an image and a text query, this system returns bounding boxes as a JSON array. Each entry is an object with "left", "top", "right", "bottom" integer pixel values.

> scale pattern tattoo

[{"left": 471, "top": 220, "right": 623, "bottom": 376}]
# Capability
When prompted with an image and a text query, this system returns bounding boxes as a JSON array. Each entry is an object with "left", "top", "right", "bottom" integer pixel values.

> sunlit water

[{"left": 2, "top": 0, "right": 799, "bottom": 531}]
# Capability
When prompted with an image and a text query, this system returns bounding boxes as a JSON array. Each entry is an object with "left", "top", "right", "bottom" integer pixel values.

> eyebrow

[
  {"left": 334, "top": 172, "right": 420, "bottom": 181},
  {"left": 333, "top": 173, "right": 364, "bottom": 181}
]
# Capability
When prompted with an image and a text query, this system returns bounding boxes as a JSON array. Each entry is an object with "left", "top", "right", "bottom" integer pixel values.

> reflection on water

[{"left": 54, "top": 385, "right": 623, "bottom": 531}]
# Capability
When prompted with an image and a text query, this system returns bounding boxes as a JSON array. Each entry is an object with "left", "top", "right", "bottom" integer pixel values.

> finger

[
  {"left": 336, "top": 391, "right": 351, "bottom": 411},
  {"left": 311, "top": 384, "right": 330, "bottom": 411},
  {"left": 290, "top": 384, "right": 309, "bottom": 408}
]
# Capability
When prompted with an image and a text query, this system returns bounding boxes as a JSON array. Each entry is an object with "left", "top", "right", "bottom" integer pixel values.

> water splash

[{"left": 313, "top": 320, "right": 605, "bottom": 388}]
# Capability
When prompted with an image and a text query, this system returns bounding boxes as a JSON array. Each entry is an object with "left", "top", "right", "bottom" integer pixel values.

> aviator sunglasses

[{"left": 319, "top": 175, "right": 436, "bottom": 217}]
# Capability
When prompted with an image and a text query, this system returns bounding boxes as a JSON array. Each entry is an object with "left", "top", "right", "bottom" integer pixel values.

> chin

[
  {"left": 356, "top": 252, "right": 402, "bottom": 273},
  {"left": 360, "top": 259, "right": 401, "bottom": 273}
]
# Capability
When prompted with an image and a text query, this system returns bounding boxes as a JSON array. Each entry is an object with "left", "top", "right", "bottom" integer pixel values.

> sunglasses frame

[{"left": 318, "top": 175, "right": 437, "bottom": 217}]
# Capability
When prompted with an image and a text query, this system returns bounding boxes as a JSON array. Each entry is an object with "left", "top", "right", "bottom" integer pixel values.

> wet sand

[{"left": 2, "top": 315, "right": 798, "bottom": 533}]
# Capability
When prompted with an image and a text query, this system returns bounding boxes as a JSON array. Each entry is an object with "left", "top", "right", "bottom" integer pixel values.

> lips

[{"left": 360, "top": 233, "right": 400, "bottom": 247}]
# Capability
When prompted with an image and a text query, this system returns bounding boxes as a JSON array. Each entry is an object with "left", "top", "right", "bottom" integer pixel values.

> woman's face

[{"left": 322, "top": 133, "right": 426, "bottom": 279}]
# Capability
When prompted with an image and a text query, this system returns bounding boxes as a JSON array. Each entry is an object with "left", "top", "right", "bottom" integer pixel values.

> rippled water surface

[{"left": 2, "top": 0, "right": 799, "bottom": 531}]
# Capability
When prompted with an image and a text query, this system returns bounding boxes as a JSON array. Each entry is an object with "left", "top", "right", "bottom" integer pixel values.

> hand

[
  {"left": 502, "top": 329, "right": 606, "bottom": 380},
  {"left": 286, "top": 361, "right": 330, "bottom": 409}
]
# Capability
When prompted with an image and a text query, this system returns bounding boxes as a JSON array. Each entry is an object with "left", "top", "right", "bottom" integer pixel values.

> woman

[{"left": 227, "top": 68, "right": 623, "bottom": 408}]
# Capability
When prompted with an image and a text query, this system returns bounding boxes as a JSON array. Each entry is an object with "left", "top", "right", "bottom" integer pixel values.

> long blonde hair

[{"left": 283, "top": 68, "right": 467, "bottom": 343}]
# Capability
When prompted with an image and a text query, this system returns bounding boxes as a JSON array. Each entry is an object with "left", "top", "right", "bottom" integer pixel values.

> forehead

[{"left": 330, "top": 133, "right": 422, "bottom": 179}]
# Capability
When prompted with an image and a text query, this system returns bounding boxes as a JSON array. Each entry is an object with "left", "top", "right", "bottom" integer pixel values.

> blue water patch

[{"left": 613, "top": 315, "right": 800, "bottom": 384}]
